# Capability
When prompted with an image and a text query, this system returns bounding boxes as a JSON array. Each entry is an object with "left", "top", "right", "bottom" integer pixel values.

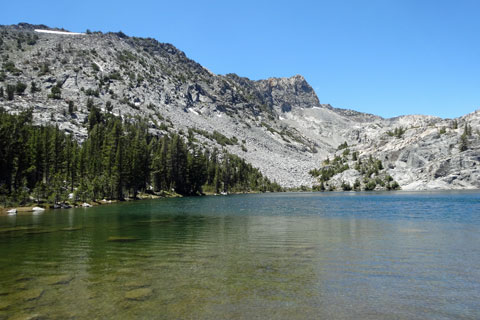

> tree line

[{"left": 0, "top": 107, "right": 282, "bottom": 206}]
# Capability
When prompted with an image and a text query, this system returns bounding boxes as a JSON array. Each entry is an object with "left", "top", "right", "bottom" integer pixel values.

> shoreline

[
  {"left": 2, "top": 188, "right": 479, "bottom": 216},
  {"left": 0, "top": 189, "right": 263, "bottom": 216}
]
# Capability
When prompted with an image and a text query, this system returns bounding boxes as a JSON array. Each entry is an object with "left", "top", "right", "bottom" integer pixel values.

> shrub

[
  {"left": 352, "top": 151, "right": 358, "bottom": 161},
  {"left": 341, "top": 181, "right": 352, "bottom": 191},
  {"left": 30, "top": 81, "right": 41, "bottom": 94},
  {"left": 353, "top": 179, "right": 361, "bottom": 191},
  {"left": 116, "top": 31, "right": 127, "bottom": 38},
  {"left": 364, "top": 179, "right": 376, "bottom": 191},
  {"left": 27, "top": 36, "right": 38, "bottom": 45},
  {"left": 3, "top": 61, "right": 20, "bottom": 74},
  {"left": 337, "top": 141, "right": 348, "bottom": 150},
  {"left": 106, "top": 71, "right": 122, "bottom": 81},
  {"left": 15, "top": 81, "right": 27, "bottom": 94},
  {"left": 312, "top": 182, "right": 325, "bottom": 191},
  {"left": 85, "top": 88, "right": 100, "bottom": 97},
  {"left": 91, "top": 63, "right": 100, "bottom": 72},
  {"left": 48, "top": 86, "right": 61, "bottom": 99},
  {"left": 38, "top": 63, "right": 50, "bottom": 76}
]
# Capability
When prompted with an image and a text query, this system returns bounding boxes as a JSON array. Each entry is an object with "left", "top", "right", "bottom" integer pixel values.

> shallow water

[{"left": 1, "top": 191, "right": 480, "bottom": 319}]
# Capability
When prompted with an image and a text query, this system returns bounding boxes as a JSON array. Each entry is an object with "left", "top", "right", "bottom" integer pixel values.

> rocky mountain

[{"left": 1, "top": 23, "right": 479, "bottom": 190}]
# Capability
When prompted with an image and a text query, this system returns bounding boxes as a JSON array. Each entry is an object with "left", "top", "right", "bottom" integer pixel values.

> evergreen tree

[
  {"left": 0, "top": 107, "right": 281, "bottom": 205},
  {"left": 30, "top": 81, "right": 38, "bottom": 95},
  {"left": 6, "top": 85, "right": 15, "bottom": 100}
]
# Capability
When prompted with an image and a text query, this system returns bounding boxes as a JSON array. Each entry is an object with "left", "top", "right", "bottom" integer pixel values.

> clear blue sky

[{"left": 2, "top": 0, "right": 479, "bottom": 118}]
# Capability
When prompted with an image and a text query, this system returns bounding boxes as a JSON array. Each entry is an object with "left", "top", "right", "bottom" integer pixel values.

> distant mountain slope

[{"left": 0, "top": 23, "right": 479, "bottom": 189}]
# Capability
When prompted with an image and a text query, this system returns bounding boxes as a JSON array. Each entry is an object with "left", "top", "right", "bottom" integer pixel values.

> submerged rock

[
  {"left": 0, "top": 226, "right": 36, "bottom": 234},
  {"left": 103, "top": 274, "right": 118, "bottom": 282},
  {"left": 107, "top": 236, "right": 140, "bottom": 242},
  {"left": 60, "top": 227, "right": 82, "bottom": 231},
  {"left": 16, "top": 288, "right": 44, "bottom": 301},
  {"left": 43, "top": 275, "right": 73, "bottom": 285},
  {"left": 124, "top": 281, "right": 150, "bottom": 289},
  {"left": 15, "top": 276, "right": 34, "bottom": 283},
  {"left": 7, "top": 313, "right": 47, "bottom": 320},
  {"left": 0, "top": 300, "right": 11, "bottom": 310},
  {"left": 125, "top": 288, "right": 153, "bottom": 301},
  {"left": 14, "top": 281, "right": 29, "bottom": 290},
  {"left": 24, "top": 229, "right": 55, "bottom": 235}
]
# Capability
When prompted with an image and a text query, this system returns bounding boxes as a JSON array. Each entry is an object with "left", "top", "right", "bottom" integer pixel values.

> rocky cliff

[{"left": 0, "top": 23, "right": 479, "bottom": 189}]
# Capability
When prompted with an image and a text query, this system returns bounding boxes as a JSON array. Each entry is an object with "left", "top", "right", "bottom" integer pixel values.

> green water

[{"left": 1, "top": 192, "right": 480, "bottom": 319}]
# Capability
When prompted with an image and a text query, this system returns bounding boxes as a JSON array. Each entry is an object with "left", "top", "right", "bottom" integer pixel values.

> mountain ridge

[{"left": 0, "top": 23, "right": 479, "bottom": 189}]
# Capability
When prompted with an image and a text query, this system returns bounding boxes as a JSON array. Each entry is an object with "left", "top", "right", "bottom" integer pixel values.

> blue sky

[{"left": 2, "top": 0, "right": 479, "bottom": 118}]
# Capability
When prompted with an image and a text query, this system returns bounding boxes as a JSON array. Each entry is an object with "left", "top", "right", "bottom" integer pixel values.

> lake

[{"left": 1, "top": 191, "right": 480, "bottom": 319}]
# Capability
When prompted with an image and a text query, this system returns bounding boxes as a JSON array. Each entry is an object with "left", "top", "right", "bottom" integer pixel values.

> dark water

[{"left": 1, "top": 191, "right": 479, "bottom": 319}]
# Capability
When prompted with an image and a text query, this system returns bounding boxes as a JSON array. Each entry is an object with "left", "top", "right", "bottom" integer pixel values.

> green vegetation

[
  {"left": 459, "top": 123, "right": 472, "bottom": 152},
  {"left": 91, "top": 62, "right": 100, "bottom": 72},
  {"left": 309, "top": 155, "right": 349, "bottom": 182},
  {"left": 337, "top": 141, "right": 348, "bottom": 150},
  {"left": 6, "top": 84, "right": 15, "bottom": 100},
  {"left": 48, "top": 85, "right": 62, "bottom": 99},
  {"left": 30, "top": 81, "right": 39, "bottom": 94},
  {"left": 68, "top": 101, "right": 75, "bottom": 114},
  {"left": 85, "top": 88, "right": 100, "bottom": 97},
  {"left": 15, "top": 81, "right": 26, "bottom": 95},
  {"left": 38, "top": 63, "right": 50, "bottom": 76},
  {"left": 0, "top": 107, "right": 281, "bottom": 207},
  {"left": 310, "top": 149, "right": 400, "bottom": 192},
  {"left": 386, "top": 126, "right": 406, "bottom": 138},
  {"left": 117, "top": 50, "right": 137, "bottom": 63},
  {"left": 190, "top": 128, "right": 238, "bottom": 146},
  {"left": 2, "top": 61, "right": 21, "bottom": 75},
  {"left": 105, "top": 71, "right": 122, "bottom": 81}
]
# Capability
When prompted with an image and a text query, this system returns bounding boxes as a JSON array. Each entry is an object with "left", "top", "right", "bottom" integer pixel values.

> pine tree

[
  {"left": 213, "top": 165, "right": 221, "bottom": 194},
  {"left": 6, "top": 85, "right": 15, "bottom": 100},
  {"left": 152, "top": 136, "right": 168, "bottom": 192},
  {"left": 30, "top": 81, "right": 38, "bottom": 95},
  {"left": 113, "top": 134, "right": 124, "bottom": 200}
]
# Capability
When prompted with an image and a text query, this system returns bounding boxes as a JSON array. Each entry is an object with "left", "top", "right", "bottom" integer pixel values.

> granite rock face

[{"left": 0, "top": 23, "right": 478, "bottom": 189}]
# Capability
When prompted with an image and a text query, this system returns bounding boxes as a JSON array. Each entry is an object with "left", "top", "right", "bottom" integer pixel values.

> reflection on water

[{"left": 0, "top": 192, "right": 480, "bottom": 319}]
